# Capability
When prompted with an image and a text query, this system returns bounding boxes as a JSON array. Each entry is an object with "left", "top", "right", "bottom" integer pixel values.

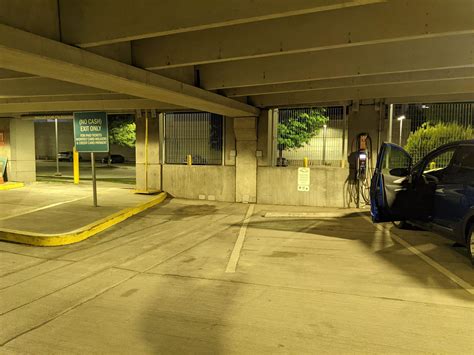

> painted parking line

[
  {"left": 225, "top": 204, "right": 255, "bottom": 273},
  {"left": 360, "top": 214, "right": 474, "bottom": 296},
  {"left": 0, "top": 182, "right": 24, "bottom": 191},
  {"left": 0, "top": 196, "right": 90, "bottom": 221},
  {"left": 265, "top": 212, "right": 352, "bottom": 218}
]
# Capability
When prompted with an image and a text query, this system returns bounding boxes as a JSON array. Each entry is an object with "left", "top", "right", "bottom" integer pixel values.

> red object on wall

[{"left": 0, "top": 131, "right": 4, "bottom": 146}]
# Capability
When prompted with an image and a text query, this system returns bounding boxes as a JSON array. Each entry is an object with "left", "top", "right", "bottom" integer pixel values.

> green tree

[
  {"left": 109, "top": 115, "right": 136, "bottom": 148},
  {"left": 277, "top": 109, "right": 329, "bottom": 165},
  {"left": 105, "top": 115, "right": 136, "bottom": 164},
  {"left": 404, "top": 122, "right": 474, "bottom": 161}
]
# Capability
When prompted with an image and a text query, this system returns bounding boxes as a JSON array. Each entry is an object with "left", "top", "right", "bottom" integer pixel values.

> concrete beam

[
  {"left": 86, "top": 42, "right": 132, "bottom": 64},
  {"left": 0, "top": 96, "right": 181, "bottom": 114},
  {"left": 0, "top": 77, "right": 112, "bottom": 97},
  {"left": 251, "top": 79, "right": 474, "bottom": 107},
  {"left": 0, "top": 69, "right": 35, "bottom": 80},
  {"left": 385, "top": 93, "right": 474, "bottom": 104},
  {"left": 58, "top": 0, "right": 383, "bottom": 47},
  {"left": 198, "top": 34, "right": 474, "bottom": 89},
  {"left": 223, "top": 68, "right": 474, "bottom": 97},
  {"left": 0, "top": 0, "right": 60, "bottom": 40},
  {"left": 152, "top": 67, "right": 196, "bottom": 86},
  {"left": 134, "top": 0, "right": 474, "bottom": 70},
  {"left": 0, "top": 24, "right": 259, "bottom": 117}
]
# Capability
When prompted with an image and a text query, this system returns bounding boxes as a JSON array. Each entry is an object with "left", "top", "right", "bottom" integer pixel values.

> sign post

[
  {"left": 73, "top": 112, "right": 109, "bottom": 207},
  {"left": 91, "top": 152, "right": 97, "bottom": 206}
]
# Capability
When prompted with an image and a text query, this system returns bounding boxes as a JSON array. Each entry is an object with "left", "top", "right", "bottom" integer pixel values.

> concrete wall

[
  {"left": 234, "top": 117, "right": 258, "bottom": 203},
  {"left": 135, "top": 113, "right": 237, "bottom": 202},
  {"left": 9, "top": 120, "right": 36, "bottom": 182},
  {"left": 224, "top": 116, "right": 236, "bottom": 166},
  {"left": 257, "top": 166, "right": 348, "bottom": 208},
  {"left": 257, "top": 110, "right": 270, "bottom": 166},
  {"left": 162, "top": 165, "right": 236, "bottom": 202},
  {"left": 131, "top": 107, "right": 383, "bottom": 208},
  {"left": 348, "top": 104, "right": 381, "bottom": 161},
  {"left": 34, "top": 121, "right": 73, "bottom": 159},
  {"left": 136, "top": 115, "right": 160, "bottom": 191},
  {"left": 346, "top": 103, "right": 412, "bottom": 161},
  {"left": 0, "top": 118, "right": 36, "bottom": 182}
]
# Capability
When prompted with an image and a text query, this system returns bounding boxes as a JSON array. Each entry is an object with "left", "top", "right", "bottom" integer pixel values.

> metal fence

[
  {"left": 164, "top": 112, "right": 223, "bottom": 165},
  {"left": 277, "top": 106, "right": 346, "bottom": 167},
  {"left": 388, "top": 102, "right": 474, "bottom": 164}
]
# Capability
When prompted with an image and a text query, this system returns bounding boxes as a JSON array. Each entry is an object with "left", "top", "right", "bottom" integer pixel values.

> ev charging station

[{"left": 348, "top": 133, "right": 373, "bottom": 208}]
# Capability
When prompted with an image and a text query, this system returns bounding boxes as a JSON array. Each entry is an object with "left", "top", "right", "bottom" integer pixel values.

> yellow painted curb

[
  {"left": 0, "top": 192, "right": 167, "bottom": 246},
  {"left": 0, "top": 182, "right": 25, "bottom": 191}
]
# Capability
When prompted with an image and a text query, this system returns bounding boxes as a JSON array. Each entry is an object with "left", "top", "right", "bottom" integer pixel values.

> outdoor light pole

[
  {"left": 388, "top": 104, "right": 394, "bottom": 143},
  {"left": 397, "top": 115, "right": 406, "bottom": 146}
]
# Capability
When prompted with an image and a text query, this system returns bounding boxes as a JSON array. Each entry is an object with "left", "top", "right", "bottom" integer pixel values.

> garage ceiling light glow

[{"left": 397, "top": 115, "right": 406, "bottom": 121}]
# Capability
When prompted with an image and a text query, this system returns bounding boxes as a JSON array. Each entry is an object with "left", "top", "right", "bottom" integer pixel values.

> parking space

[{"left": 0, "top": 199, "right": 472, "bottom": 354}]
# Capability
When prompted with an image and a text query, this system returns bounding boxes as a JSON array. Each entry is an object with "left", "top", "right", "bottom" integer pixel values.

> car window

[
  {"left": 441, "top": 145, "right": 474, "bottom": 184},
  {"left": 380, "top": 144, "right": 411, "bottom": 175},
  {"left": 422, "top": 148, "right": 456, "bottom": 179}
]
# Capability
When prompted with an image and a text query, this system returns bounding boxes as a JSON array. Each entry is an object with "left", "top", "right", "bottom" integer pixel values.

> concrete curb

[
  {"left": 0, "top": 192, "right": 167, "bottom": 246},
  {"left": 0, "top": 182, "right": 25, "bottom": 191}
]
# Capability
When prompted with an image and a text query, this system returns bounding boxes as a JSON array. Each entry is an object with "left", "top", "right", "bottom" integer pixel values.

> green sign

[{"left": 73, "top": 112, "right": 109, "bottom": 153}]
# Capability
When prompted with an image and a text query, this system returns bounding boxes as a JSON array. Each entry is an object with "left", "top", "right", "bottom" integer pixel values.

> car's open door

[{"left": 370, "top": 143, "right": 413, "bottom": 222}]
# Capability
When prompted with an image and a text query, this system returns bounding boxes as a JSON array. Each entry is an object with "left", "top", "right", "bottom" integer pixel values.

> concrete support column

[
  {"left": 234, "top": 116, "right": 257, "bottom": 203},
  {"left": 347, "top": 103, "right": 380, "bottom": 161},
  {"left": 135, "top": 110, "right": 161, "bottom": 192},
  {"left": 9, "top": 119, "right": 36, "bottom": 182}
]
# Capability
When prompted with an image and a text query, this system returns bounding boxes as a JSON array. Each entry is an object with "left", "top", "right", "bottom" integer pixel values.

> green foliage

[
  {"left": 404, "top": 122, "right": 473, "bottom": 158},
  {"left": 109, "top": 116, "right": 136, "bottom": 148},
  {"left": 277, "top": 109, "right": 329, "bottom": 151}
]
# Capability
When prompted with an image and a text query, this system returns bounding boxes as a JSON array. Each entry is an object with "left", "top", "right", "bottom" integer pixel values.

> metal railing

[
  {"left": 164, "top": 112, "right": 224, "bottom": 165},
  {"left": 388, "top": 102, "right": 474, "bottom": 164},
  {"left": 276, "top": 106, "right": 346, "bottom": 167}
]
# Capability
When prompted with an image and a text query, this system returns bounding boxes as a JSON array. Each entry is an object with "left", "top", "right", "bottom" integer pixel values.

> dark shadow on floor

[{"left": 246, "top": 213, "right": 474, "bottom": 301}]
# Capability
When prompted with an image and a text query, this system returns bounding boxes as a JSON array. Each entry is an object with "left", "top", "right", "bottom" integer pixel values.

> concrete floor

[{"left": 0, "top": 199, "right": 473, "bottom": 354}]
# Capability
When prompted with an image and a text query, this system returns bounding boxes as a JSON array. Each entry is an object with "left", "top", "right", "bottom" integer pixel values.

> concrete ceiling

[{"left": 0, "top": 0, "right": 472, "bottom": 116}]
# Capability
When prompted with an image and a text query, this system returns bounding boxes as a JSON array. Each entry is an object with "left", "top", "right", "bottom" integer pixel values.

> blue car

[{"left": 370, "top": 140, "right": 474, "bottom": 264}]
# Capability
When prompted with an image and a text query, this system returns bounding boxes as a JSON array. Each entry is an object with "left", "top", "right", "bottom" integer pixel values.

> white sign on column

[{"left": 297, "top": 167, "right": 310, "bottom": 192}]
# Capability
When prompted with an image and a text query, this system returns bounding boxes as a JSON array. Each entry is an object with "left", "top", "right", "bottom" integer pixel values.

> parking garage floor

[{"left": 0, "top": 199, "right": 473, "bottom": 354}]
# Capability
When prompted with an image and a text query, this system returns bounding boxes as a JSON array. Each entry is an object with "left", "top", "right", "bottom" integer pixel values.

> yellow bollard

[
  {"left": 303, "top": 157, "right": 309, "bottom": 168},
  {"left": 187, "top": 155, "right": 193, "bottom": 166},
  {"left": 73, "top": 146, "right": 80, "bottom": 184},
  {"left": 429, "top": 161, "right": 436, "bottom": 170}
]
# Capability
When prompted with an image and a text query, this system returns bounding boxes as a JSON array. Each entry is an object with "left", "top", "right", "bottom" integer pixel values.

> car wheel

[
  {"left": 468, "top": 224, "right": 474, "bottom": 266},
  {"left": 392, "top": 220, "right": 409, "bottom": 229}
]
